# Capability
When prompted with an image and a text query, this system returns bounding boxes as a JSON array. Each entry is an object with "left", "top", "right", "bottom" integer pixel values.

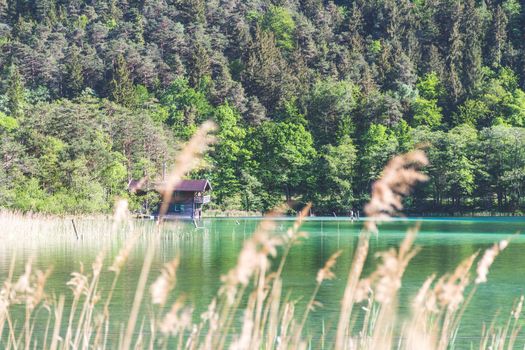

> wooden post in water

[{"left": 71, "top": 219, "right": 79, "bottom": 240}]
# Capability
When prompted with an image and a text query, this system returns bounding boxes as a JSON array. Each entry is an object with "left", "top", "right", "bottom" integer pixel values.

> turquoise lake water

[{"left": 1, "top": 217, "right": 524, "bottom": 347}]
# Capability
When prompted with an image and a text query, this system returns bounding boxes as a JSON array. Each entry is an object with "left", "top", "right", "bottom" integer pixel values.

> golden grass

[{"left": 0, "top": 137, "right": 522, "bottom": 349}]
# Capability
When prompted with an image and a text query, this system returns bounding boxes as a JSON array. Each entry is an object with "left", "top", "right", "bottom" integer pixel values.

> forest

[{"left": 1, "top": 0, "right": 525, "bottom": 214}]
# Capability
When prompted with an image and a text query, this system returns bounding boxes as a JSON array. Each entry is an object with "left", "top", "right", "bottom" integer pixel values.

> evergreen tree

[
  {"left": 0, "top": 0, "right": 7, "bottom": 21},
  {"left": 243, "top": 25, "right": 293, "bottom": 111},
  {"left": 447, "top": 3, "right": 464, "bottom": 102},
  {"left": 178, "top": 0, "right": 206, "bottom": 25},
  {"left": 262, "top": 5, "right": 296, "bottom": 51},
  {"left": 346, "top": 4, "right": 364, "bottom": 53},
  {"left": 462, "top": 0, "right": 482, "bottom": 96},
  {"left": 187, "top": 32, "right": 210, "bottom": 88},
  {"left": 306, "top": 79, "right": 358, "bottom": 146},
  {"left": 488, "top": 6, "right": 508, "bottom": 68},
  {"left": 7, "top": 64, "right": 25, "bottom": 119},
  {"left": 65, "top": 45, "right": 84, "bottom": 98},
  {"left": 110, "top": 54, "right": 136, "bottom": 108},
  {"left": 130, "top": 8, "right": 145, "bottom": 45}
]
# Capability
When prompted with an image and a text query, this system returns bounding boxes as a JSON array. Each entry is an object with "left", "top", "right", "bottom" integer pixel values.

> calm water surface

[{"left": 1, "top": 217, "right": 524, "bottom": 347}]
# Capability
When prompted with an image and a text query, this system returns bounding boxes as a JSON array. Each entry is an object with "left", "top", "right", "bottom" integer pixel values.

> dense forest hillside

[{"left": 1, "top": 0, "right": 525, "bottom": 214}]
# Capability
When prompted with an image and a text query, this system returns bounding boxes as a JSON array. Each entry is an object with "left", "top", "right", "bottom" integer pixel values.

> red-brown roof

[
  {"left": 128, "top": 179, "right": 212, "bottom": 193},
  {"left": 172, "top": 179, "right": 212, "bottom": 192}
]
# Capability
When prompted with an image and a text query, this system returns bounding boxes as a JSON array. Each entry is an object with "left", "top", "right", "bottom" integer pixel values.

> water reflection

[{"left": 0, "top": 217, "right": 524, "bottom": 345}]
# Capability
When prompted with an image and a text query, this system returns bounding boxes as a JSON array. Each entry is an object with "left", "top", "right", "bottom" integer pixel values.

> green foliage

[
  {"left": 2, "top": 0, "right": 525, "bottom": 214},
  {"left": 106, "top": 18, "right": 117, "bottom": 29},
  {"left": 417, "top": 72, "right": 443, "bottom": 100},
  {"left": 100, "top": 153, "right": 128, "bottom": 195},
  {"left": 65, "top": 45, "right": 84, "bottom": 98},
  {"left": 111, "top": 54, "right": 137, "bottom": 108},
  {"left": 207, "top": 104, "right": 249, "bottom": 205},
  {"left": 161, "top": 78, "right": 213, "bottom": 139},
  {"left": 75, "top": 14, "right": 89, "bottom": 30},
  {"left": 306, "top": 79, "right": 359, "bottom": 145},
  {"left": 411, "top": 124, "right": 478, "bottom": 208},
  {"left": 359, "top": 124, "right": 399, "bottom": 183},
  {"left": 0, "top": 112, "right": 18, "bottom": 132},
  {"left": 246, "top": 10, "right": 261, "bottom": 22},
  {"left": 315, "top": 135, "right": 357, "bottom": 212},
  {"left": 7, "top": 64, "right": 25, "bottom": 119},
  {"left": 0, "top": 95, "right": 169, "bottom": 213},
  {"left": 455, "top": 99, "right": 489, "bottom": 126},
  {"left": 262, "top": 6, "right": 296, "bottom": 51},
  {"left": 455, "top": 67, "right": 525, "bottom": 128},
  {"left": 502, "top": 0, "right": 521, "bottom": 16},
  {"left": 369, "top": 40, "right": 382, "bottom": 55},
  {"left": 251, "top": 116, "right": 316, "bottom": 208},
  {"left": 412, "top": 97, "right": 442, "bottom": 128},
  {"left": 479, "top": 126, "right": 525, "bottom": 208},
  {"left": 446, "top": 125, "right": 478, "bottom": 199}
]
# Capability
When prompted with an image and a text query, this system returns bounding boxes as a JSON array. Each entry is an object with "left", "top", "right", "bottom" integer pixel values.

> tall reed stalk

[{"left": 0, "top": 139, "right": 521, "bottom": 349}]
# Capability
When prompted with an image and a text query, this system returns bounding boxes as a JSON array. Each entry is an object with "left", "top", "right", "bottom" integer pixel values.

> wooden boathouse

[{"left": 129, "top": 179, "right": 212, "bottom": 219}]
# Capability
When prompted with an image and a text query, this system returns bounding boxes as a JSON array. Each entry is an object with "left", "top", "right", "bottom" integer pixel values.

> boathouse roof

[
  {"left": 171, "top": 179, "right": 212, "bottom": 192},
  {"left": 128, "top": 179, "right": 212, "bottom": 193}
]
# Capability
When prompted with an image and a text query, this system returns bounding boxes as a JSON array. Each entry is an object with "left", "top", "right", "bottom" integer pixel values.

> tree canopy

[{"left": 2, "top": 0, "right": 525, "bottom": 214}]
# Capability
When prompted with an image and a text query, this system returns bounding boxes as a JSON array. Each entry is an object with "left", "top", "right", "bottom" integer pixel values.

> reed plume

[
  {"left": 364, "top": 150, "right": 428, "bottom": 232},
  {"left": 355, "top": 225, "right": 420, "bottom": 305},
  {"left": 112, "top": 198, "right": 131, "bottom": 232},
  {"left": 317, "top": 250, "right": 342, "bottom": 284},
  {"left": 109, "top": 233, "right": 139, "bottom": 274},
  {"left": 219, "top": 209, "right": 283, "bottom": 304},
  {"left": 158, "top": 297, "right": 193, "bottom": 337},
  {"left": 336, "top": 150, "right": 428, "bottom": 349},
  {"left": 157, "top": 121, "right": 216, "bottom": 222},
  {"left": 150, "top": 257, "right": 180, "bottom": 306},
  {"left": 475, "top": 239, "right": 509, "bottom": 284},
  {"left": 2, "top": 147, "right": 524, "bottom": 350}
]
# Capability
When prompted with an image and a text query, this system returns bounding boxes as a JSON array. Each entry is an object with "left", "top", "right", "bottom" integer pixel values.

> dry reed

[
  {"left": 0, "top": 147, "right": 521, "bottom": 350},
  {"left": 157, "top": 121, "right": 216, "bottom": 222},
  {"left": 335, "top": 150, "right": 429, "bottom": 350}
]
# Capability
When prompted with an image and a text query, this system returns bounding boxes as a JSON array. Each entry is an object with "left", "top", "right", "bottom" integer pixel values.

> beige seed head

[
  {"left": 475, "top": 239, "right": 509, "bottom": 284},
  {"left": 150, "top": 258, "right": 180, "bottom": 306},
  {"left": 316, "top": 250, "right": 342, "bottom": 284},
  {"left": 364, "top": 150, "right": 428, "bottom": 232}
]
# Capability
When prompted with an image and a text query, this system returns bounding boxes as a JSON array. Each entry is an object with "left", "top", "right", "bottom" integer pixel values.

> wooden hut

[{"left": 129, "top": 179, "right": 212, "bottom": 220}]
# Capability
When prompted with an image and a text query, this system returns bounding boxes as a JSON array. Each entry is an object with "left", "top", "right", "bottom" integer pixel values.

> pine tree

[
  {"left": 448, "top": 3, "right": 464, "bottom": 102},
  {"left": 243, "top": 25, "right": 292, "bottom": 111},
  {"left": 7, "top": 64, "right": 25, "bottom": 119},
  {"left": 462, "top": 0, "right": 482, "bottom": 96},
  {"left": 426, "top": 45, "right": 446, "bottom": 80},
  {"left": 130, "top": 8, "right": 145, "bottom": 45},
  {"left": 110, "top": 54, "right": 136, "bottom": 108},
  {"left": 65, "top": 45, "right": 84, "bottom": 98},
  {"left": 347, "top": 4, "right": 364, "bottom": 54},
  {"left": 179, "top": 0, "right": 206, "bottom": 25},
  {"left": 187, "top": 33, "right": 210, "bottom": 88},
  {"left": 0, "top": 0, "right": 7, "bottom": 21},
  {"left": 34, "top": 0, "right": 54, "bottom": 21},
  {"left": 489, "top": 5, "right": 508, "bottom": 67}
]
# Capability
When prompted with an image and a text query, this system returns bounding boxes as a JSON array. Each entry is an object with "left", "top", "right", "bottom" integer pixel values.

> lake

[{"left": 1, "top": 216, "right": 524, "bottom": 347}]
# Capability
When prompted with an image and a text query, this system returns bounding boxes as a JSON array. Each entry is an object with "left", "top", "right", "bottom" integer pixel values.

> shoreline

[{"left": 1, "top": 209, "right": 524, "bottom": 220}]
